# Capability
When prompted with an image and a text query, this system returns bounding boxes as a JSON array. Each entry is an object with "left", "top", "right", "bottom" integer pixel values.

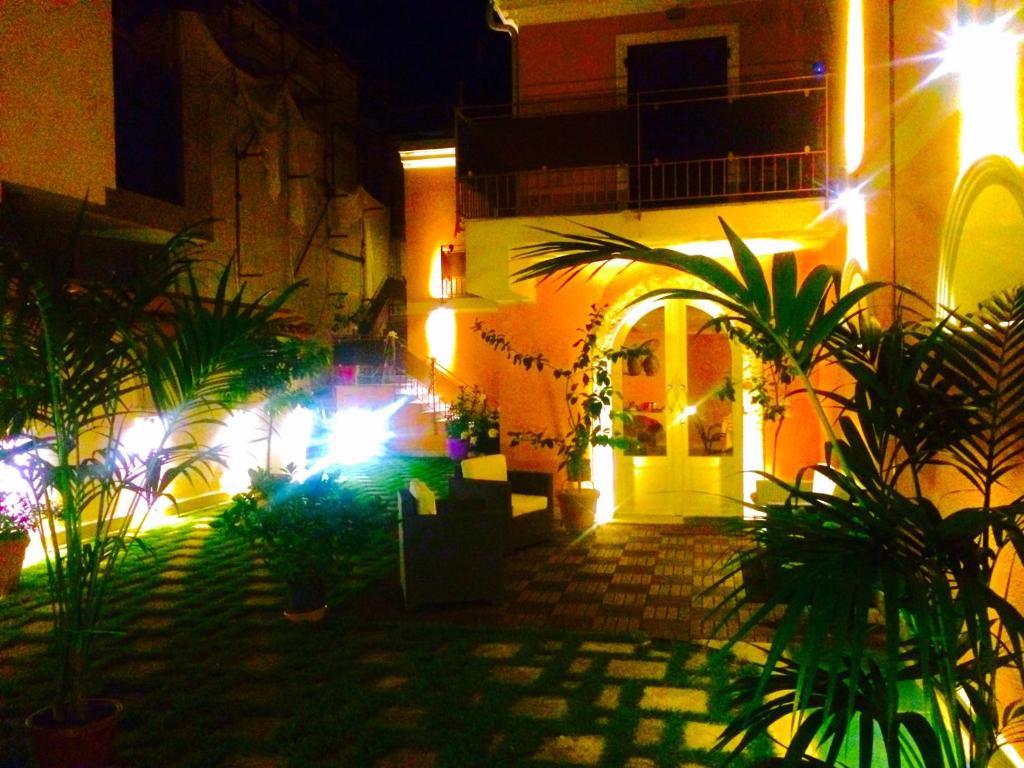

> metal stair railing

[{"left": 394, "top": 340, "right": 485, "bottom": 435}]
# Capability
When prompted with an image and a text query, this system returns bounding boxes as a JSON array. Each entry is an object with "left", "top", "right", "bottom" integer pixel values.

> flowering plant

[
  {"left": 0, "top": 492, "right": 34, "bottom": 541},
  {"left": 445, "top": 385, "right": 500, "bottom": 453}
]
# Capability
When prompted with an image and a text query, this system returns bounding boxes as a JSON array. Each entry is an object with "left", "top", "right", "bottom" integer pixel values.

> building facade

[{"left": 400, "top": 0, "right": 1024, "bottom": 522}]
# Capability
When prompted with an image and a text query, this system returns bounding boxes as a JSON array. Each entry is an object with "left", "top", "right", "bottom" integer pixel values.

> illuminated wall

[
  {"left": 400, "top": 146, "right": 459, "bottom": 364},
  {"left": 0, "top": 1, "right": 117, "bottom": 201}
]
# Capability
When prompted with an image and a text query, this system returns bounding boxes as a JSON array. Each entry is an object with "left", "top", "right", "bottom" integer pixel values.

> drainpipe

[{"left": 487, "top": 0, "right": 518, "bottom": 112}]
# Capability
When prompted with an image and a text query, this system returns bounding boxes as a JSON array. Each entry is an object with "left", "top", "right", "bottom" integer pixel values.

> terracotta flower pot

[
  {"left": 0, "top": 535, "right": 29, "bottom": 596},
  {"left": 26, "top": 698, "right": 123, "bottom": 768},
  {"left": 557, "top": 487, "right": 600, "bottom": 532}
]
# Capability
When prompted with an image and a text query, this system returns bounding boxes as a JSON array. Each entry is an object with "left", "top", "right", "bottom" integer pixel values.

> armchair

[
  {"left": 396, "top": 486, "right": 504, "bottom": 609},
  {"left": 448, "top": 455, "right": 554, "bottom": 552}
]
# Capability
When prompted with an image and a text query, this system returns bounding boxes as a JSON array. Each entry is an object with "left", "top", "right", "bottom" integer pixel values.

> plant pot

[
  {"left": 446, "top": 437, "right": 471, "bottom": 462},
  {"left": 558, "top": 487, "right": 599, "bottom": 532},
  {"left": 284, "top": 581, "right": 327, "bottom": 623},
  {"left": 0, "top": 535, "right": 29, "bottom": 596},
  {"left": 625, "top": 357, "right": 643, "bottom": 376},
  {"left": 26, "top": 698, "right": 123, "bottom": 768},
  {"left": 642, "top": 353, "right": 660, "bottom": 376}
]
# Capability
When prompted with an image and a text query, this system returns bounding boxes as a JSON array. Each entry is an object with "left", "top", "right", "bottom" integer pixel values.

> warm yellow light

[
  {"left": 667, "top": 238, "right": 805, "bottom": 258},
  {"left": 429, "top": 244, "right": 444, "bottom": 298},
  {"left": 844, "top": 0, "right": 865, "bottom": 173},
  {"left": 840, "top": 187, "right": 868, "bottom": 272},
  {"left": 426, "top": 307, "right": 456, "bottom": 369},
  {"left": 216, "top": 409, "right": 265, "bottom": 495},
  {"left": 399, "top": 147, "right": 456, "bottom": 169},
  {"left": 742, "top": 352, "right": 764, "bottom": 514},
  {"left": 943, "top": 20, "right": 1023, "bottom": 173},
  {"left": 592, "top": 442, "right": 615, "bottom": 525}
]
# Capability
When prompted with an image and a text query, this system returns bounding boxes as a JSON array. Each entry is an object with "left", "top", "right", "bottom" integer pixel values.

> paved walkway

[{"left": 347, "top": 519, "right": 765, "bottom": 644}]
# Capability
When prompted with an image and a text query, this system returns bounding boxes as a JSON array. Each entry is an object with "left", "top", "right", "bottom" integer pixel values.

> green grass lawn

[{"left": 0, "top": 457, "right": 772, "bottom": 767}]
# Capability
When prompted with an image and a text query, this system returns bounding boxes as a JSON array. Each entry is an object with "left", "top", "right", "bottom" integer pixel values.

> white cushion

[
  {"left": 461, "top": 454, "right": 508, "bottom": 482},
  {"left": 511, "top": 493, "right": 548, "bottom": 517},
  {"left": 408, "top": 479, "right": 437, "bottom": 516}
]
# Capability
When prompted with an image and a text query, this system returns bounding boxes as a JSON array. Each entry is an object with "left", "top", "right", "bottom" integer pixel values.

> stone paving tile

[
  {"left": 606, "top": 659, "right": 667, "bottom": 680},
  {"left": 643, "top": 604, "right": 681, "bottom": 620},
  {"left": 510, "top": 695, "right": 568, "bottom": 719},
  {"left": 534, "top": 735, "right": 605, "bottom": 766},
  {"left": 639, "top": 686, "right": 708, "bottom": 713},
  {"left": 568, "top": 657, "right": 592, "bottom": 675},
  {"left": 634, "top": 717, "right": 665, "bottom": 746},
  {"left": 490, "top": 665, "right": 542, "bottom": 685},
  {"left": 20, "top": 620, "right": 51, "bottom": 636},
  {"left": 244, "top": 595, "right": 281, "bottom": 607},
  {"left": 134, "top": 616, "right": 174, "bottom": 631},
  {"left": 682, "top": 720, "right": 736, "bottom": 751},
  {"left": 592, "top": 616, "right": 641, "bottom": 633},
  {"left": 625, "top": 758, "right": 658, "bottom": 768},
  {"left": 373, "top": 675, "right": 408, "bottom": 691},
  {"left": 601, "top": 592, "right": 646, "bottom": 606},
  {"left": 595, "top": 685, "right": 621, "bottom": 709},
  {"left": 553, "top": 602, "right": 599, "bottom": 618},
  {"left": 684, "top": 651, "right": 710, "bottom": 671},
  {"left": 473, "top": 642, "right": 520, "bottom": 659},
  {"left": 359, "top": 649, "right": 403, "bottom": 665},
  {"left": 579, "top": 641, "right": 636, "bottom": 654}
]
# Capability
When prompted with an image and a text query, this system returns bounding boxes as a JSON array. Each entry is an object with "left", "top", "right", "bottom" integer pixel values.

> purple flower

[{"left": 0, "top": 493, "right": 35, "bottom": 540}]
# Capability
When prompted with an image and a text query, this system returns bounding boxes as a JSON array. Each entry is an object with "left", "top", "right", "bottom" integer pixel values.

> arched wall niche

[{"left": 938, "top": 155, "right": 1024, "bottom": 314}]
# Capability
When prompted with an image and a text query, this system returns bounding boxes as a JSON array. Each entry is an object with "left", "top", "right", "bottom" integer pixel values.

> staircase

[{"left": 332, "top": 344, "right": 473, "bottom": 458}]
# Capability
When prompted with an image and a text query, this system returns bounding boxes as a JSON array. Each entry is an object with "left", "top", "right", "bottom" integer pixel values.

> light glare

[
  {"left": 937, "top": 18, "right": 1023, "bottom": 172},
  {"left": 426, "top": 307, "right": 456, "bottom": 369},
  {"left": 216, "top": 410, "right": 265, "bottom": 495},
  {"left": 841, "top": 187, "right": 868, "bottom": 272},
  {"left": 311, "top": 398, "right": 408, "bottom": 470},
  {"left": 844, "top": 0, "right": 865, "bottom": 172}
]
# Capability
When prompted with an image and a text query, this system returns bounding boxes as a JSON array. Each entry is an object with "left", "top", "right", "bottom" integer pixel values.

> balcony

[{"left": 456, "top": 75, "right": 829, "bottom": 220}]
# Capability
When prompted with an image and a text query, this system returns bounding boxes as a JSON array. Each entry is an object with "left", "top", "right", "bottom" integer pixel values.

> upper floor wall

[
  {"left": 0, "top": 1, "right": 117, "bottom": 203},
  {"left": 0, "top": 1, "right": 401, "bottom": 341},
  {"left": 462, "top": 0, "right": 835, "bottom": 220}
]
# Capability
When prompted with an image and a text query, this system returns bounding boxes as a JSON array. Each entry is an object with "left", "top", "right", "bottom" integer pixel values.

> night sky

[{"left": 323, "top": 0, "right": 512, "bottom": 136}]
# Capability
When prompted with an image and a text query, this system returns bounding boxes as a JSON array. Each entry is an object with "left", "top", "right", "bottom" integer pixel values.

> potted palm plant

[
  {"left": 214, "top": 465, "right": 389, "bottom": 621},
  {"left": 474, "top": 304, "right": 641, "bottom": 531},
  {"left": 515, "top": 217, "right": 1024, "bottom": 767},
  {"left": 0, "top": 218, "right": 325, "bottom": 766}
]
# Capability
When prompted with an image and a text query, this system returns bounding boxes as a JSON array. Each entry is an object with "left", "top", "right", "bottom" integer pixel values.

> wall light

[
  {"left": 399, "top": 147, "right": 456, "bottom": 169},
  {"left": 838, "top": 186, "right": 868, "bottom": 272},
  {"left": 426, "top": 306, "right": 456, "bottom": 370},
  {"left": 938, "top": 17, "right": 1023, "bottom": 173},
  {"left": 844, "top": 0, "right": 865, "bottom": 173}
]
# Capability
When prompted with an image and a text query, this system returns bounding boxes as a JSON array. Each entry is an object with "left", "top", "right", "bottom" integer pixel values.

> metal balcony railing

[
  {"left": 457, "top": 149, "right": 826, "bottom": 219},
  {"left": 456, "top": 74, "right": 829, "bottom": 220}
]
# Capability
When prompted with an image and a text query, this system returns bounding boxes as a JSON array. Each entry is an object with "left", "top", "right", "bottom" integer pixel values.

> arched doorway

[{"left": 610, "top": 296, "right": 744, "bottom": 520}]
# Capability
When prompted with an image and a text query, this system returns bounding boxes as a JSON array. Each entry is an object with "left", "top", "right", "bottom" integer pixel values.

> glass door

[{"left": 614, "top": 301, "right": 742, "bottom": 519}]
